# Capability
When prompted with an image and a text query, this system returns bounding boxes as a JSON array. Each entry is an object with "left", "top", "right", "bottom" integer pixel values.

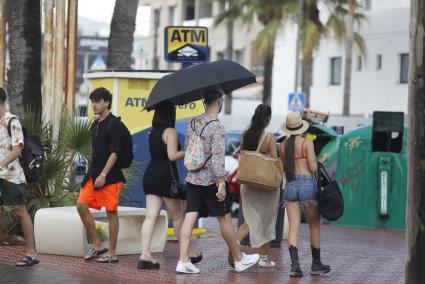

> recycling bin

[{"left": 327, "top": 111, "right": 407, "bottom": 230}]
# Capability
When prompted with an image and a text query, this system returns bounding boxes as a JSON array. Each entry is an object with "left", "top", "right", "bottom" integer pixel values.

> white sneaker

[
  {"left": 259, "top": 257, "right": 276, "bottom": 268},
  {"left": 176, "top": 261, "right": 200, "bottom": 274},
  {"left": 234, "top": 253, "right": 260, "bottom": 272}
]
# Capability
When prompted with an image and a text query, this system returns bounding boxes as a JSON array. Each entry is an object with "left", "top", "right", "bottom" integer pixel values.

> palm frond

[
  {"left": 354, "top": 32, "right": 366, "bottom": 57},
  {"left": 254, "top": 18, "right": 281, "bottom": 52}
]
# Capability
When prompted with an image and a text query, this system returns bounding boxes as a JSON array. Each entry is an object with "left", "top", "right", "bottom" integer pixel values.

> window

[
  {"left": 376, "top": 54, "right": 382, "bottom": 70},
  {"left": 154, "top": 9, "right": 161, "bottom": 29},
  {"left": 363, "top": 0, "right": 372, "bottom": 10},
  {"left": 216, "top": 52, "right": 225, "bottom": 60},
  {"left": 330, "top": 57, "right": 342, "bottom": 85},
  {"left": 218, "top": 0, "right": 225, "bottom": 14},
  {"left": 234, "top": 49, "right": 245, "bottom": 65},
  {"left": 185, "top": 0, "right": 195, "bottom": 20},
  {"left": 168, "top": 6, "right": 176, "bottom": 25},
  {"left": 356, "top": 56, "right": 362, "bottom": 71},
  {"left": 400, "top": 53, "right": 409, "bottom": 84}
]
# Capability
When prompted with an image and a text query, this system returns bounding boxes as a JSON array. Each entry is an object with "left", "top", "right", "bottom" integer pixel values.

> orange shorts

[{"left": 78, "top": 178, "right": 123, "bottom": 212}]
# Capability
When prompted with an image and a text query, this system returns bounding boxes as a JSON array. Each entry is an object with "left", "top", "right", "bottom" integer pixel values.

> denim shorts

[{"left": 284, "top": 175, "right": 318, "bottom": 205}]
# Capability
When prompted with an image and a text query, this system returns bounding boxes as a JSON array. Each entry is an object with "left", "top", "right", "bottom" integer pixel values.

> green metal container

[{"left": 319, "top": 123, "right": 407, "bottom": 230}]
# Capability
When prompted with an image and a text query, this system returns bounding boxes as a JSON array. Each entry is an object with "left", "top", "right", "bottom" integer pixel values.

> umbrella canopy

[{"left": 144, "top": 60, "right": 256, "bottom": 111}]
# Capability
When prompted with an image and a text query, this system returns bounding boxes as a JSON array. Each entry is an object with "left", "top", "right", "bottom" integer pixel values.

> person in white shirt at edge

[
  {"left": 176, "top": 89, "right": 260, "bottom": 274},
  {"left": 0, "top": 88, "right": 39, "bottom": 266}
]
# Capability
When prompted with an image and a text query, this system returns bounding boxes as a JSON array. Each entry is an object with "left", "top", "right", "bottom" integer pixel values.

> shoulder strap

[
  {"left": 162, "top": 129, "right": 176, "bottom": 182},
  {"left": 7, "top": 117, "right": 18, "bottom": 138},
  {"left": 190, "top": 118, "right": 196, "bottom": 132},
  {"left": 199, "top": 119, "right": 219, "bottom": 136},
  {"left": 256, "top": 132, "right": 269, "bottom": 152}
]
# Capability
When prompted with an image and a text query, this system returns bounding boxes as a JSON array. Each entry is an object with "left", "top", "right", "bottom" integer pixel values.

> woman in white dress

[{"left": 229, "top": 104, "right": 279, "bottom": 268}]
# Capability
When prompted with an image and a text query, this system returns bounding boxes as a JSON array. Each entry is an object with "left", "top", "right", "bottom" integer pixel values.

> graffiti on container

[
  {"left": 344, "top": 137, "right": 363, "bottom": 154},
  {"left": 339, "top": 160, "right": 364, "bottom": 192}
]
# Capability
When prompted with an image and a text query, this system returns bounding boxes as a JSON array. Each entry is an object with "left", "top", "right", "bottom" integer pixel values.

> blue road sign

[{"left": 288, "top": 93, "right": 305, "bottom": 112}]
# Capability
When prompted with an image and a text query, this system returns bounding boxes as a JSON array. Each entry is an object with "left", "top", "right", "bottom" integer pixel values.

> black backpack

[
  {"left": 102, "top": 116, "right": 133, "bottom": 169},
  {"left": 7, "top": 117, "right": 44, "bottom": 183},
  {"left": 316, "top": 162, "right": 344, "bottom": 221}
]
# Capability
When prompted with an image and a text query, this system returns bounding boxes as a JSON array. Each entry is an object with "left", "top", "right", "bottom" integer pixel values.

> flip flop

[
  {"left": 190, "top": 253, "right": 203, "bottom": 264},
  {"left": 96, "top": 255, "right": 119, "bottom": 263},
  {"left": 137, "top": 259, "right": 160, "bottom": 270},
  {"left": 16, "top": 256, "right": 40, "bottom": 267},
  {"left": 84, "top": 248, "right": 108, "bottom": 261}
]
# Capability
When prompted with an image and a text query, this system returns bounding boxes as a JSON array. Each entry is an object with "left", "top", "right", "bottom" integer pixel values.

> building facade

[
  {"left": 138, "top": 0, "right": 264, "bottom": 74},
  {"left": 272, "top": 0, "right": 410, "bottom": 116}
]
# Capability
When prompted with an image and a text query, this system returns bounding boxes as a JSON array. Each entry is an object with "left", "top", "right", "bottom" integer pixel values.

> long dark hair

[
  {"left": 242, "top": 104, "right": 271, "bottom": 151},
  {"left": 285, "top": 136, "right": 296, "bottom": 181},
  {"left": 152, "top": 100, "right": 176, "bottom": 128}
]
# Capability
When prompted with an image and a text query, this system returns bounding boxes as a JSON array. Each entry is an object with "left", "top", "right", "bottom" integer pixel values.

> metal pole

[
  {"left": 293, "top": 0, "right": 303, "bottom": 93},
  {"left": 0, "top": 0, "right": 6, "bottom": 88},
  {"left": 52, "top": 0, "right": 66, "bottom": 139},
  {"left": 195, "top": 0, "right": 200, "bottom": 26},
  {"left": 66, "top": 0, "right": 77, "bottom": 116},
  {"left": 42, "top": 0, "right": 55, "bottom": 121}
]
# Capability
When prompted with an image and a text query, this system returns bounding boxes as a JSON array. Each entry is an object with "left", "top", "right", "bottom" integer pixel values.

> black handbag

[
  {"left": 316, "top": 162, "right": 344, "bottom": 221},
  {"left": 163, "top": 139, "right": 187, "bottom": 199}
]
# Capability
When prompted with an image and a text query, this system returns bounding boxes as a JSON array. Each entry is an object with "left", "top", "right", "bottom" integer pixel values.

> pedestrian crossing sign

[{"left": 288, "top": 93, "right": 305, "bottom": 112}]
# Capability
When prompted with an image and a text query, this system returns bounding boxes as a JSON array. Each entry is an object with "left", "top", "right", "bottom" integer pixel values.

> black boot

[
  {"left": 288, "top": 245, "right": 303, "bottom": 277},
  {"left": 311, "top": 246, "right": 331, "bottom": 276}
]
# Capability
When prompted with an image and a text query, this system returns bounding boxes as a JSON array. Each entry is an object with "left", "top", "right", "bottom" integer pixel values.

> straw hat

[{"left": 281, "top": 111, "right": 309, "bottom": 135}]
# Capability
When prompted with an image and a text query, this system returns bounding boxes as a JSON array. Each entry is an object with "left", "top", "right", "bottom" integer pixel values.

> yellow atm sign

[{"left": 165, "top": 26, "right": 209, "bottom": 63}]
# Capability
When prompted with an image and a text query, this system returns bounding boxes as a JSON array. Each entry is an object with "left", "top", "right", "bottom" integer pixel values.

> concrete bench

[{"left": 34, "top": 206, "right": 168, "bottom": 257}]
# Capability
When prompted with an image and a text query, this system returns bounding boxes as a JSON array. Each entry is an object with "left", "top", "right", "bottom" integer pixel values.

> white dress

[{"left": 240, "top": 132, "right": 280, "bottom": 247}]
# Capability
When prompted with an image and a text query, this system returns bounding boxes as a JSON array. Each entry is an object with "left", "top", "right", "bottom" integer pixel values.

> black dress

[{"left": 143, "top": 127, "right": 183, "bottom": 199}]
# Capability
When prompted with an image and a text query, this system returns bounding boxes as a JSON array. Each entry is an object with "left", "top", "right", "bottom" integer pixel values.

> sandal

[
  {"left": 84, "top": 248, "right": 108, "bottom": 261},
  {"left": 16, "top": 256, "right": 40, "bottom": 267},
  {"left": 96, "top": 255, "right": 119, "bottom": 263},
  {"left": 190, "top": 253, "right": 203, "bottom": 264},
  {"left": 137, "top": 259, "right": 160, "bottom": 270}
]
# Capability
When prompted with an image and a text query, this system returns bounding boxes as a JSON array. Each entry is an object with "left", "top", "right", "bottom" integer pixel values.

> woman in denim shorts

[{"left": 279, "top": 112, "right": 330, "bottom": 278}]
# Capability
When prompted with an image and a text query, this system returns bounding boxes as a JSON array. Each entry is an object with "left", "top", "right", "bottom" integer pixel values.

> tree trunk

[
  {"left": 7, "top": 0, "right": 41, "bottom": 119},
  {"left": 42, "top": 0, "right": 54, "bottom": 121},
  {"left": 406, "top": 1, "right": 425, "bottom": 283},
  {"left": 342, "top": 0, "right": 355, "bottom": 116},
  {"left": 301, "top": 56, "right": 313, "bottom": 109},
  {"left": 65, "top": 0, "right": 78, "bottom": 115},
  {"left": 51, "top": 0, "right": 66, "bottom": 140},
  {"left": 262, "top": 43, "right": 274, "bottom": 106},
  {"left": 224, "top": 3, "right": 234, "bottom": 115},
  {"left": 107, "top": 0, "right": 139, "bottom": 69},
  {"left": 0, "top": 0, "right": 6, "bottom": 88}
]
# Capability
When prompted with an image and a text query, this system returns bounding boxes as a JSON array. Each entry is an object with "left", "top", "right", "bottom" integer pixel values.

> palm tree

[
  {"left": 406, "top": 1, "right": 425, "bottom": 282},
  {"left": 107, "top": 0, "right": 139, "bottom": 69},
  {"left": 6, "top": 0, "right": 42, "bottom": 120},
  {"left": 215, "top": 0, "right": 287, "bottom": 106},
  {"left": 342, "top": 0, "right": 356, "bottom": 116},
  {"left": 298, "top": 0, "right": 366, "bottom": 109}
]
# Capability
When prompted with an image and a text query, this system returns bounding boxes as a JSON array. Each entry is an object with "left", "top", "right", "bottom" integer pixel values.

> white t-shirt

[{"left": 0, "top": 112, "right": 26, "bottom": 184}]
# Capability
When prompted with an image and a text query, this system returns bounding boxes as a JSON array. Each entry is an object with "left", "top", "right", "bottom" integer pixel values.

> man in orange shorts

[{"left": 77, "top": 87, "right": 125, "bottom": 263}]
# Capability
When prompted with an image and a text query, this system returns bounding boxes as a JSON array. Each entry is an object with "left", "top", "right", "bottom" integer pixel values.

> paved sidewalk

[{"left": 0, "top": 219, "right": 405, "bottom": 284}]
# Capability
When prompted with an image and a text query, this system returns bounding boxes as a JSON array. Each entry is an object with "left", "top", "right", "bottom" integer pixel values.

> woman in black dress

[{"left": 138, "top": 101, "right": 200, "bottom": 269}]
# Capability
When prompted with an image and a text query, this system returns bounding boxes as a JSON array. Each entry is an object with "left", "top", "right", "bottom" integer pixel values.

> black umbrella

[{"left": 144, "top": 60, "right": 256, "bottom": 111}]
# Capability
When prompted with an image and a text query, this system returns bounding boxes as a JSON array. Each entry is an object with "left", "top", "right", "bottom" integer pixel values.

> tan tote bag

[{"left": 237, "top": 133, "right": 283, "bottom": 191}]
